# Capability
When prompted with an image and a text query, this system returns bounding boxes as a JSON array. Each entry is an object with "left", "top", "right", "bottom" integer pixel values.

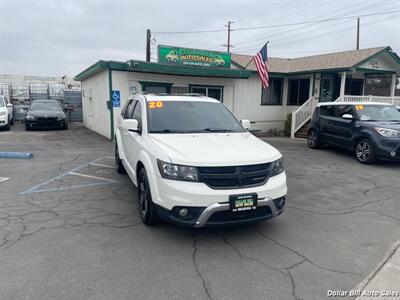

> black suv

[{"left": 308, "top": 102, "right": 400, "bottom": 163}]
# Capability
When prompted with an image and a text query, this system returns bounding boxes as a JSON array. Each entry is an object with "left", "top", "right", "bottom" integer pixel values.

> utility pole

[
  {"left": 146, "top": 29, "right": 151, "bottom": 62},
  {"left": 222, "top": 21, "right": 234, "bottom": 52},
  {"left": 356, "top": 18, "right": 360, "bottom": 50}
]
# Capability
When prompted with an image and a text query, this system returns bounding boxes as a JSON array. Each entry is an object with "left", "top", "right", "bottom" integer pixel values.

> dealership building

[{"left": 75, "top": 45, "right": 400, "bottom": 140}]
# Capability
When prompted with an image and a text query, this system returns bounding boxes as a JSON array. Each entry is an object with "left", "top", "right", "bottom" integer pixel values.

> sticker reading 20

[{"left": 148, "top": 101, "right": 164, "bottom": 109}]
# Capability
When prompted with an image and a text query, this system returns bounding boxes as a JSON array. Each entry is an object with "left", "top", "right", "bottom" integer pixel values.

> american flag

[{"left": 254, "top": 43, "right": 270, "bottom": 89}]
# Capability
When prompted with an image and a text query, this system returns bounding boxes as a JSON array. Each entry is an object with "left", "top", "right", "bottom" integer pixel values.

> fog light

[
  {"left": 179, "top": 208, "right": 188, "bottom": 217},
  {"left": 390, "top": 151, "right": 396, "bottom": 157},
  {"left": 273, "top": 197, "right": 286, "bottom": 210}
]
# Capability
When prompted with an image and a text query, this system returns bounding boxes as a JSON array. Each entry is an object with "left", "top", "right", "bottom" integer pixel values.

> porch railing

[
  {"left": 336, "top": 95, "right": 400, "bottom": 106},
  {"left": 291, "top": 96, "right": 319, "bottom": 138}
]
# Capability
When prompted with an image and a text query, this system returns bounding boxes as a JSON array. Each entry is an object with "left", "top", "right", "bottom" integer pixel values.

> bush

[{"left": 284, "top": 113, "right": 292, "bottom": 137}]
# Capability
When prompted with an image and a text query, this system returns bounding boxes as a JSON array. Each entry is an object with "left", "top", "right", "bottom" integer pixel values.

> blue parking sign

[{"left": 112, "top": 90, "right": 120, "bottom": 107}]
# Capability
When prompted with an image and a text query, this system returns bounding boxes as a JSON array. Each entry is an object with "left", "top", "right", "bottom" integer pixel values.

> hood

[
  {"left": 360, "top": 121, "right": 400, "bottom": 130},
  {"left": 27, "top": 110, "right": 64, "bottom": 118},
  {"left": 149, "top": 132, "right": 282, "bottom": 166}
]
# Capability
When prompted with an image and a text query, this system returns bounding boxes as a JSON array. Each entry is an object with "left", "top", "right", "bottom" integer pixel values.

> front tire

[
  {"left": 137, "top": 168, "right": 159, "bottom": 225},
  {"left": 307, "top": 129, "right": 320, "bottom": 149},
  {"left": 355, "top": 139, "right": 376, "bottom": 164},
  {"left": 115, "top": 142, "right": 126, "bottom": 174}
]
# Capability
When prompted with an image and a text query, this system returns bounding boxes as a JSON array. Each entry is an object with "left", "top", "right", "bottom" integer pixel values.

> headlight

[
  {"left": 374, "top": 127, "right": 400, "bottom": 138},
  {"left": 0, "top": 111, "right": 6, "bottom": 116},
  {"left": 157, "top": 160, "right": 199, "bottom": 182},
  {"left": 26, "top": 115, "right": 35, "bottom": 121},
  {"left": 270, "top": 158, "right": 284, "bottom": 177},
  {"left": 57, "top": 115, "right": 66, "bottom": 121}
]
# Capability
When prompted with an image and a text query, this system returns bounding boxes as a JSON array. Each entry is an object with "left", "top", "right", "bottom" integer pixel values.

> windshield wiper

[
  {"left": 150, "top": 129, "right": 187, "bottom": 133},
  {"left": 190, "top": 128, "right": 236, "bottom": 133}
]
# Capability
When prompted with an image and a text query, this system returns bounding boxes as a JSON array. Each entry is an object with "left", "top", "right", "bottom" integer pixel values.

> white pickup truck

[{"left": 0, "top": 96, "right": 14, "bottom": 130}]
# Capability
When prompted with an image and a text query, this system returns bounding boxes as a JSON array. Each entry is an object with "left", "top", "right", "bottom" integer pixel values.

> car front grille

[
  {"left": 197, "top": 163, "right": 271, "bottom": 189},
  {"left": 37, "top": 117, "right": 57, "bottom": 122}
]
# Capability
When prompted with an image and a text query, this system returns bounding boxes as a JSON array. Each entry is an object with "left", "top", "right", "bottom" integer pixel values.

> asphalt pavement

[{"left": 0, "top": 124, "right": 399, "bottom": 300}]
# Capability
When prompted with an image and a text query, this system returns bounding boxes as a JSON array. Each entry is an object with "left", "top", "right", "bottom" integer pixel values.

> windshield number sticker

[
  {"left": 356, "top": 105, "right": 364, "bottom": 110},
  {"left": 148, "top": 101, "right": 164, "bottom": 109}
]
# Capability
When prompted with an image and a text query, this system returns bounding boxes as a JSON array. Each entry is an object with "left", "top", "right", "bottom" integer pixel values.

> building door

[
  {"left": 190, "top": 85, "right": 223, "bottom": 102},
  {"left": 320, "top": 74, "right": 335, "bottom": 102},
  {"left": 350, "top": 79, "right": 363, "bottom": 95}
]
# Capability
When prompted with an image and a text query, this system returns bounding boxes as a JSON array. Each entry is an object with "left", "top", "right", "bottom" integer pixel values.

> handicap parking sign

[{"left": 112, "top": 90, "right": 120, "bottom": 107}]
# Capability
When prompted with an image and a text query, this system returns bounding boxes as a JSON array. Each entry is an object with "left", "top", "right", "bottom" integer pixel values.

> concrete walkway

[{"left": 355, "top": 244, "right": 400, "bottom": 300}]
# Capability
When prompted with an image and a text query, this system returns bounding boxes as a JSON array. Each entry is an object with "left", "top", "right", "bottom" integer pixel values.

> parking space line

[
  {"left": 69, "top": 172, "right": 117, "bottom": 182},
  {"left": 0, "top": 177, "right": 10, "bottom": 182},
  {"left": 89, "top": 162, "right": 114, "bottom": 168},
  {"left": 19, "top": 156, "right": 118, "bottom": 195},
  {"left": 24, "top": 182, "right": 115, "bottom": 194}
]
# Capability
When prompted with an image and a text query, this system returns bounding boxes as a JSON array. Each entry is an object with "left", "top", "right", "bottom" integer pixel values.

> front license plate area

[{"left": 229, "top": 193, "right": 257, "bottom": 212}]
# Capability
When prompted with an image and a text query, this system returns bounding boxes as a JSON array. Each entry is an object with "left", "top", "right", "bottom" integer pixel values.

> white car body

[
  {"left": 115, "top": 94, "right": 287, "bottom": 227},
  {"left": 0, "top": 96, "right": 13, "bottom": 130}
]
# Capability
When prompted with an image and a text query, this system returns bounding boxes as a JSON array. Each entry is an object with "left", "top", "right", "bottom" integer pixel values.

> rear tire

[
  {"left": 355, "top": 139, "right": 376, "bottom": 164},
  {"left": 115, "top": 142, "right": 126, "bottom": 174},
  {"left": 10, "top": 118, "right": 14, "bottom": 126},
  {"left": 307, "top": 129, "right": 320, "bottom": 149},
  {"left": 137, "top": 168, "right": 159, "bottom": 225}
]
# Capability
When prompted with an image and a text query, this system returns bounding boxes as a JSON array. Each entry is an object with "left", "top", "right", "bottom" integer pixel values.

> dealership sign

[{"left": 158, "top": 45, "right": 231, "bottom": 68}]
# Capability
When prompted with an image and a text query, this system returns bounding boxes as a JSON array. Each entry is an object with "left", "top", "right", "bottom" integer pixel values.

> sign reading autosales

[{"left": 158, "top": 45, "right": 231, "bottom": 68}]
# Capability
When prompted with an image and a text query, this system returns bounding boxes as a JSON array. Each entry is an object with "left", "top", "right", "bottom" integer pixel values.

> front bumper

[
  {"left": 373, "top": 138, "right": 400, "bottom": 161},
  {"left": 148, "top": 171, "right": 287, "bottom": 227},
  {"left": 0, "top": 114, "right": 8, "bottom": 126},
  {"left": 25, "top": 119, "right": 67, "bottom": 129},
  {"left": 155, "top": 196, "right": 285, "bottom": 227}
]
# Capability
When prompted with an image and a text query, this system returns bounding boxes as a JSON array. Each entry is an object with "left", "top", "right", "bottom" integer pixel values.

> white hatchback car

[
  {"left": 115, "top": 94, "right": 287, "bottom": 227},
  {"left": 0, "top": 96, "right": 14, "bottom": 130}
]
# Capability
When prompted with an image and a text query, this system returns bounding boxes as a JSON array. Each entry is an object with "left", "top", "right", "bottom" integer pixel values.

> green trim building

[{"left": 75, "top": 46, "right": 400, "bottom": 140}]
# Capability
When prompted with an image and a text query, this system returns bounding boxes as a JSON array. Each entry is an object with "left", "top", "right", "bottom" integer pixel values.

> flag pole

[{"left": 241, "top": 41, "right": 269, "bottom": 71}]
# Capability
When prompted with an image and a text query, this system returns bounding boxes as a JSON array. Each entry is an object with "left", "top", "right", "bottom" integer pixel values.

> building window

[
  {"left": 288, "top": 78, "right": 310, "bottom": 105},
  {"left": 189, "top": 85, "right": 223, "bottom": 101},
  {"left": 171, "top": 86, "right": 189, "bottom": 95},
  {"left": 364, "top": 75, "right": 392, "bottom": 96},
  {"left": 261, "top": 78, "right": 283, "bottom": 105},
  {"left": 140, "top": 81, "right": 172, "bottom": 93}
]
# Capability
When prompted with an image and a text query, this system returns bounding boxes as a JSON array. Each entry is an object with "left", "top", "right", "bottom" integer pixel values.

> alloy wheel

[
  {"left": 139, "top": 176, "right": 148, "bottom": 218},
  {"left": 308, "top": 131, "right": 317, "bottom": 148},
  {"left": 356, "top": 141, "right": 371, "bottom": 162}
]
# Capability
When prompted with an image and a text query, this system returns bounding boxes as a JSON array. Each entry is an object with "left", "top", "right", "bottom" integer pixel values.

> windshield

[
  {"left": 147, "top": 101, "right": 245, "bottom": 133},
  {"left": 355, "top": 105, "right": 400, "bottom": 122},
  {"left": 0, "top": 98, "right": 4, "bottom": 107},
  {"left": 30, "top": 101, "right": 61, "bottom": 111}
]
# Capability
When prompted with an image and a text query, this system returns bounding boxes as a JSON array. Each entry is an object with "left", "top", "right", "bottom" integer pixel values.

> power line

[{"left": 154, "top": 10, "right": 399, "bottom": 35}]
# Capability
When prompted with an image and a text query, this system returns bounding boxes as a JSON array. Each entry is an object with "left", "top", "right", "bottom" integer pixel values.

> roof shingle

[{"left": 232, "top": 46, "right": 387, "bottom": 74}]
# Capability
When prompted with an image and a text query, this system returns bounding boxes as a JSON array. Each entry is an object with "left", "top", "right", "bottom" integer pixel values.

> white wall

[
  {"left": 81, "top": 70, "right": 110, "bottom": 139},
  {"left": 81, "top": 69, "right": 316, "bottom": 138},
  {"left": 111, "top": 71, "right": 237, "bottom": 134}
]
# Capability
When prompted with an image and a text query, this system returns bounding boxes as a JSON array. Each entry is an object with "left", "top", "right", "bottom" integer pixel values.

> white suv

[
  {"left": 0, "top": 96, "right": 14, "bottom": 130},
  {"left": 115, "top": 94, "right": 287, "bottom": 227}
]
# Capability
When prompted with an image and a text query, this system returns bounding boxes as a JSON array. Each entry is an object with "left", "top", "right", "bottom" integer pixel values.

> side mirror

[
  {"left": 241, "top": 119, "right": 251, "bottom": 130},
  {"left": 122, "top": 119, "right": 141, "bottom": 133},
  {"left": 6, "top": 103, "right": 13, "bottom": 107},
  {"left": 342, "top": 114, "right": 353, "bottom": 120}
]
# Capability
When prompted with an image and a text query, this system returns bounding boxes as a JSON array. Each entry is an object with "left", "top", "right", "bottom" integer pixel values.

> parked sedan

[{"left": 25, "top": 99, "right": 68, "bottom": 130}]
